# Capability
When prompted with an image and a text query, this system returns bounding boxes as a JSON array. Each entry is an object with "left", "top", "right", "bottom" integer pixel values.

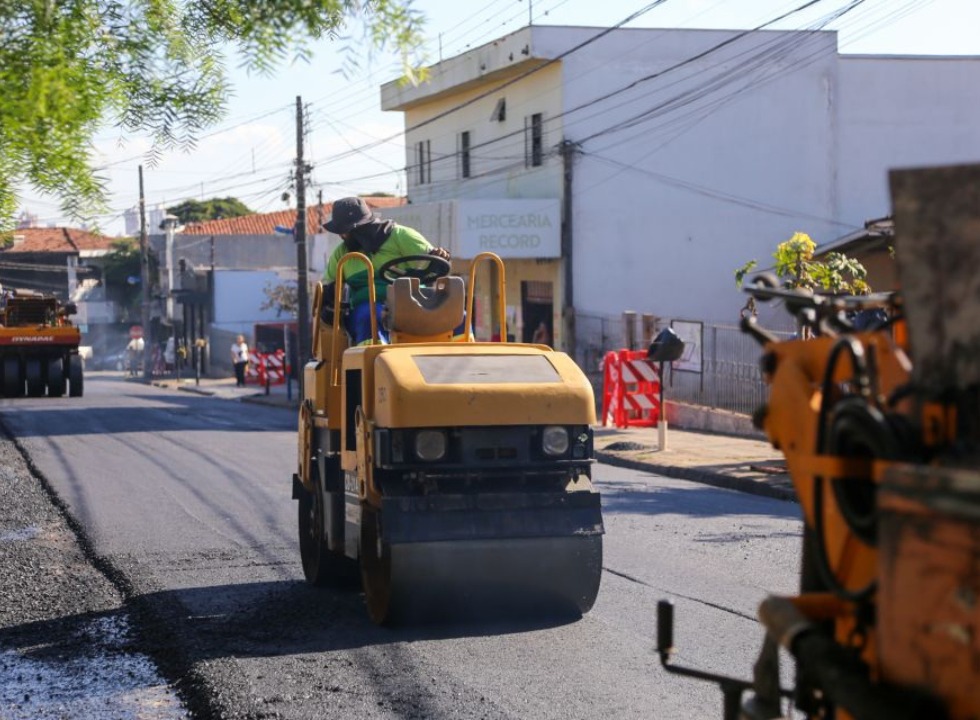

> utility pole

[
  {"left": 559, "top": 140, "right": 579, "bottom": 362},
  {"left": 139, "top": 165, "right": 152, "bottom": 381},
  {"left": 162, "top": 214, "right": 180, "bottom": 379},
  {"left": 294, "top": 96, "right": 311, "bottom": 391}
]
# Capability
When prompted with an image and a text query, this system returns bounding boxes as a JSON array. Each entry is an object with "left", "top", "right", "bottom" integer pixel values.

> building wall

[
  {"left": 400, "top": 62, "right": 564, "bottom": 204},
  {"left": 385, "top": 26, "right": 980, "bottom": 338},
  {"left": 837, "top": 55, "right": 980, "bottom": 225},
  {"left": 561, "top": 27, "right": 841, "bottom": 325},
  {"left": 212, "top": 269, "right": 296, "bottom": 328},
  {"left": 160, "top": 233, "right": 328, "bottom": 276}
]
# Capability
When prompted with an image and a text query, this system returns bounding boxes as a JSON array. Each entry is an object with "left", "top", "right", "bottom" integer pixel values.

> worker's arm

[{"left": 394, "top": 225, "right": 450, "bottom": 259}]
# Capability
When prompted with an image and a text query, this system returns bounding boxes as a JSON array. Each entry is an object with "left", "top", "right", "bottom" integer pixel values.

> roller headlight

[
  {"left": 415, "top": 430, "right": 447, "bottom": 461},
  {"left": 542, "top": 426, "right": 570, "bottom": 456}
]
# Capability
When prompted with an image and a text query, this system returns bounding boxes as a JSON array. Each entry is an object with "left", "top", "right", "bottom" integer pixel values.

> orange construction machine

[
  {"left": 0, "top": 289, "right": 83, "bottom": 397},
  {"left": 657, "top": 163, "right": 980, "bottom": 719}
]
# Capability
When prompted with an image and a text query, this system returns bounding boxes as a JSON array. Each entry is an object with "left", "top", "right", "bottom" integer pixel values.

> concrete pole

[{"left": 138, "top": 166, "right": 152, "bottom": 381}]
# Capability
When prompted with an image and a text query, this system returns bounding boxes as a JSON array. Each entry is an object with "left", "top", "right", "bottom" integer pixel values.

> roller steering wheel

[{"left": 377, "top": 254, "right": 451, "bottom": 285}]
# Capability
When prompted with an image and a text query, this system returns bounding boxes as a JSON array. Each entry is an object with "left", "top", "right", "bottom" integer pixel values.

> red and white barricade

[
  {"left": 263, "top": 350, "right": 288, "bottom": 385},
  {"left": 601, "top": 349, "right": 662, "bottom": 428},
  {"left": 245, "top": 349, "right": 289, "bottom": 386},
  {"left": 245, "top": 351, "right": 262, "bottom": 384}
]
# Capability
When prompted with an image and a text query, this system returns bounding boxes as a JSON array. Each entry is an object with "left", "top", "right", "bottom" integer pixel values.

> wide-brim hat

[{"left": 323, "top": 196, "right": 375, "bottom": 234}]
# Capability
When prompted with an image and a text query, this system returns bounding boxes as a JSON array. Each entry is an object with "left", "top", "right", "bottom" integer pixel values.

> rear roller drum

[
  {"left": 68, "top": 354, "right": 83, "bottom": 397},
  {"left": 298, "top": 466, "right": 354, "bottom": 586},
  {"left": 360, "top": 506, "right": 395, "bottom": 625},
  {"left": 47, "top": 357, "right": 66, "bottom": 397},
  {"left": 25, "top": 359, "right": 44, "bottom": 397},
  {"left": 3, "top": 356, "right": 22, "bottom": 397}
]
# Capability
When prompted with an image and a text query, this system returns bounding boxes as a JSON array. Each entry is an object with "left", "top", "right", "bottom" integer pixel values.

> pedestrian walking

[
  {"left": 125, "top": 336, "right": 144, "bottom": 377},
  {"left": 231, "top": 334, "right": 249, "bottom": 387}
]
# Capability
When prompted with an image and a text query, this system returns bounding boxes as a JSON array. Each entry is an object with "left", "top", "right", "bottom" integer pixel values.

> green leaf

[{"left": 0, "top": 0, "right": 427, "bottom": 230}]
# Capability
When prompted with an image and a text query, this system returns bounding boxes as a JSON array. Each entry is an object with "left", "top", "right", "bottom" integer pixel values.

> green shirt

[{"left": 323, "top": 224, "right": 433, "bottom": 306}]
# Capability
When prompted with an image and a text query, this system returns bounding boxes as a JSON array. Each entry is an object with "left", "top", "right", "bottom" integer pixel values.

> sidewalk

[{"left": 151, "top": 375, "right": 795, "bottom": 503}]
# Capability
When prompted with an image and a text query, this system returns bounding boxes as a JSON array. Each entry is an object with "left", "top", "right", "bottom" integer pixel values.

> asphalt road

[{"left": 0, "top": 374, "right": 804, "bottom": 720}]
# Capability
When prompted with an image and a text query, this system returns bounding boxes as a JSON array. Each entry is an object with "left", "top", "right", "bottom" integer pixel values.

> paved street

[{"left": 0, "top": 373, "right": 803, "bottom": 719}]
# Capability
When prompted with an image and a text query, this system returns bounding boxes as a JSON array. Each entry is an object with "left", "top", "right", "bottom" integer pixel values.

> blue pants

[
  {"left": 348, "top": 302, "right": 388, "bottom": 346},
  {"left": 348, "top": 302, "right": 469, "bottom": 345}
]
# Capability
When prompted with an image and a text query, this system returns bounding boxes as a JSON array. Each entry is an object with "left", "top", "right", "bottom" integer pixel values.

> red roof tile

[
  {"left": 2, "top": 227, "right": 117, "bottom": 253},
  {"left": 181, "top": 197, "right": 407, "bottom": 236}
]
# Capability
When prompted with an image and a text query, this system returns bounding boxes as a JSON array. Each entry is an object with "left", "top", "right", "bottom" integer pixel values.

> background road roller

[
  {"left": 293, "top": 251, "right": 603, "bottom": 624},
  {"left": 657, "top": 163, "right": 980, "bottom": 719},
  {"left": 0, "top": 289, "right": 84, "bottom": 398}
]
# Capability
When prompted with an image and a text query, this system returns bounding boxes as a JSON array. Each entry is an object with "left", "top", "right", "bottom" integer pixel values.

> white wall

[
  {"left": 557, "top": 27, "right": 841, "bottom": 324},
  {"left": 384, "top": 26, "right": 980, "bottom": 329},
  {"left": 837, "top": 55, "right": 980, "bottom": 224},
  {"left": 212, "top": 269, "right": 296, "bottom": 327}
]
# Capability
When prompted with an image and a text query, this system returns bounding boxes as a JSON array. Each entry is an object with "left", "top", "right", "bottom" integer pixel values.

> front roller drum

[{"left": 361, "top": 507, "right": 603, "bottom": 625}]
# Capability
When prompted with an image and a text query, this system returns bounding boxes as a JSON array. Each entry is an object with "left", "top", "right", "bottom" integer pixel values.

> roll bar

[{"left": 465, "top": 252, "right": 508, "bottom": 343}]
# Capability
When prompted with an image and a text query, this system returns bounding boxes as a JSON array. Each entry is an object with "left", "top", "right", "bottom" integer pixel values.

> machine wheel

[
  {"left": 298, "top": 465, "right": 355, "bottom": 586},
  {"left": 360, "top": 506, "right": 395, "bottom": 625},
  {"left": 47, "top": 357, "right": 66, "bottom": 397},
  {"left": 3, "top": 356, "right": 22, "bottom": 397},
  {"left": 25, "top": 359, "right": 44, "bottom": 397},
  {"left": 68, "top": 354, "right": 84, "bottom": 397}
]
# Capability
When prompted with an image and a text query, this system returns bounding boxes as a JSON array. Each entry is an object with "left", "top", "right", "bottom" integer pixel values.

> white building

[{"left": 380, "top": 25, "right": 980, "bottom": 354}]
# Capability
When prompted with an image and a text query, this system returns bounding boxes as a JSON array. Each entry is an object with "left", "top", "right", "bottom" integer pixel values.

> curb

[
  {"left": 149, "top": 380, "right": 793, "bottom": 502},
  {"left": 594, "top": 451, "right": 797, "bottom": 503},
  {"left": 175, "top": 385, "right": 216, "bottom": 397}
]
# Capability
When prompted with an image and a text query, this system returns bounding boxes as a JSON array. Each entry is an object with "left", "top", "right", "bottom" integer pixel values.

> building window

[
  {"left": 526, "top": 113, "right": 543, "bottom": 167},
  {"left": 491, "top": 98, "right": 506, "bottom": 122},
  {"left": 416, "top": 139, "right": 431, "bottom": 185},
  {"left": 459, "top": 131, "right": 471, "bottom": 179}
]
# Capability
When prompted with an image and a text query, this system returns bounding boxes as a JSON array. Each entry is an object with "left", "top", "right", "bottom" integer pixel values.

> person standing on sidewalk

[{"left": 231, "top": 334, "right": 249, "bottom": 387}]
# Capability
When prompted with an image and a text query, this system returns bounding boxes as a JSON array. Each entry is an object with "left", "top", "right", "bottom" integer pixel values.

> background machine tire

[
  {"left": 68, "top": 354, "right": 84, "bottom": 397},
  {"left": 3, "top": 357, "right": 22, "bottom": 397},
  {"left": 47, "top": 357, "right": 66, "bottom": 397},
  {"left": 25, "top": 359, "right": 44, "bottom": 397}
]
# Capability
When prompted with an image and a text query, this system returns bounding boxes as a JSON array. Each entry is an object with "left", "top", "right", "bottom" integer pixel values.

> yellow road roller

[{"left": 293, "top": 251, "right": 603, "bottom": 624}]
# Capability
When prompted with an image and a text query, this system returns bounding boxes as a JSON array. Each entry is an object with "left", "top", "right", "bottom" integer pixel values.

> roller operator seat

[{"left": 386, "top": 276, "right": 466, "bottom": 341}]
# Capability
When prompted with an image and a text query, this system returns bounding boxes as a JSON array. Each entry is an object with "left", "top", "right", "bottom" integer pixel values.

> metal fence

[{"left": 573, "top": 312, "right": 794, "bottom": 417}]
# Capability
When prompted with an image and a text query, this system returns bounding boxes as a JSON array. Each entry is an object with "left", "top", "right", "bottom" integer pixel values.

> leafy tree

[
  {"left": 261, "top": 281, "right": 299, "bottom": 318},
  {"left": 100, "top": 238, "right": 157, "bottom": 315},
  {"left": 736, "top": 232, "right": 870, "bottom": 330},
  {"left": 1, "top": 1, "right": 428, "bottom": 230},
  {"left": 736, "top": 232, "right": 869, "bottom": 295},
  {"left": 167, "top": 198, "right": 254, "bottom": 225}
]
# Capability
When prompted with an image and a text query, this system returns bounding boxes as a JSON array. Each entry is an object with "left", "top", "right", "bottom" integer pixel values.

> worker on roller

[{"left": 321, "top": 196, "right": 451, "bottom": 345}]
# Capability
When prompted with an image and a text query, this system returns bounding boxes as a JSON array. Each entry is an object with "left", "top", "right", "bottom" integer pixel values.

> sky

[{"left": 15, "top": 0, "right": 980, "bottom": 236}]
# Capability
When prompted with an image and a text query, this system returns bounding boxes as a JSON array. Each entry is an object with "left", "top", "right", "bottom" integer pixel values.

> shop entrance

[{"left": 521, "top": 280, "right": 554, "bottom": 346}]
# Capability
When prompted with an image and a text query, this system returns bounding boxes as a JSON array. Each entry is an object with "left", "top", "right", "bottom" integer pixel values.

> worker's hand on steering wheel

[{"left": 378, "top": 253, "right": 452, "bottom": 285}]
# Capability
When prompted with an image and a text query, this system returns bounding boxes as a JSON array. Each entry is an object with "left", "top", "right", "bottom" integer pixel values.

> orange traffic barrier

[{"left": 601, "top": 349, "right": 661, "bottom": 428}]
